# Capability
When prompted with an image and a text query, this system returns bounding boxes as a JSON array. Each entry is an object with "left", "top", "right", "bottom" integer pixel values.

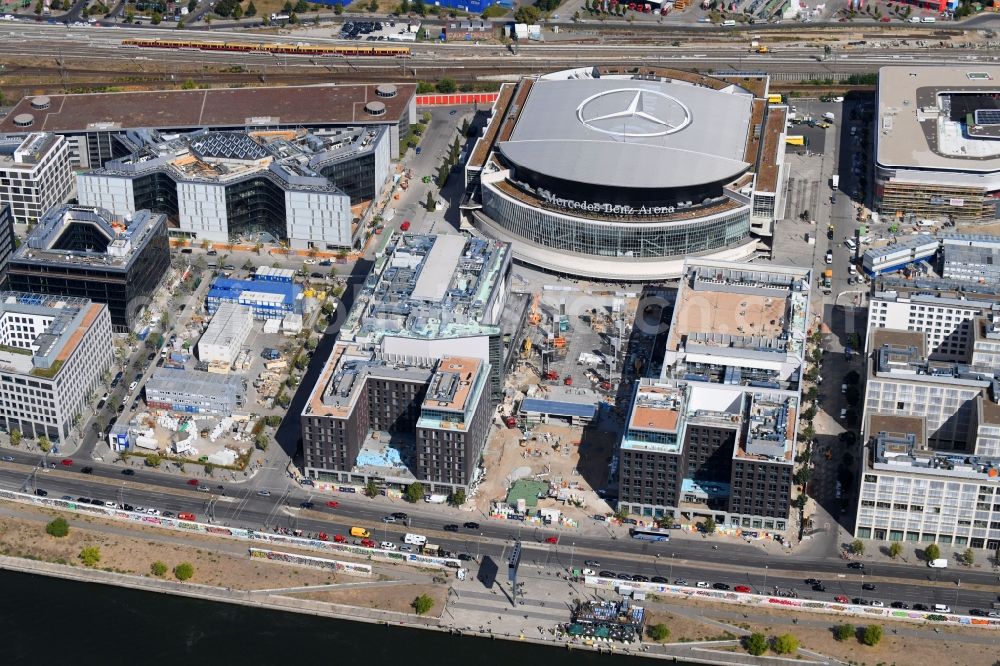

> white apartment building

[
  {"left": 0, "top": 292, "right": 113, "bottom": 443},
  {"left": 198, "top": 303, "right": 253, "bottom": 365},
  {"left": 0, "top": 133, "right": 73, "bottom": 225}
]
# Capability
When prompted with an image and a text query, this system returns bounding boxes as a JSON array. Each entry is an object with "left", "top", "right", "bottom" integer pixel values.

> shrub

[
  {"left": 151, "top": 561, "right": 168, "bottom": 576},
  {"left": 745, "top": 633, "right": 768, "bottom": 656},
  {"left": 45, "top": 517, "right": 69, "bottom": 537},
  {"left": 412, "top": 593, "right": 434, "bottom": 615},
  {"left": 647, "top": 623, "right": 670, "bottom": 641},
  {"left": 773, "top": 633, "right": 799, "bottom": 655},
  {"left": 79, "top": 547, "right": 101, "bottom": 567},
  {"left": 174, "top": 562, "right": 195, "bottom": 581},
  {"left": 833, "top": 624, "right": 854, "bottom": 641},
  {"left": 861, "top": 624, "right": 883, "bottom": 646}
]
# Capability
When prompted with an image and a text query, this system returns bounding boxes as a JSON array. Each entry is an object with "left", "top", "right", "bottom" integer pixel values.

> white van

[
  {"left": 921, "top": 16, "right": 936, "bottom": 22},
  {"left": 933, "top": 604, "right": 951, "bottom": 613},
  {"left": 404, "top": 533, "right": 427, "bottom": 546},
  {"left": 928, "top": 558, "right": 949, "bottom": 568},
  {"left": 722, "top": 19, "right": 736, "bottom": 26}
]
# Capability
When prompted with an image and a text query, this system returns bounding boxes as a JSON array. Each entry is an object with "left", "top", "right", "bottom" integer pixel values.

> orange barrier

[{"left": 416, "top": 92, "right": 500, "bottom": 106}]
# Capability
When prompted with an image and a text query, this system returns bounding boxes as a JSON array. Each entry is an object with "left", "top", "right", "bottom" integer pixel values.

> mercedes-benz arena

[{"left": 464, "top": 67, "right": 788, "bottom": 280}]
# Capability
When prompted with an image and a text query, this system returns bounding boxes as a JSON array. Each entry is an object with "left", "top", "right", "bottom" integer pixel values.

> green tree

[
  {"left": 773, "top": 633, "right": 799, "bottom": 655},
  {"left": 702, "top": 516, "right": 716, "bottom": 534},
  {"left": 861, "top": 624, "right": 882, "bottom": 646},
  {"left": 46, "top": 517, "right": 69, "bottom": 537},
  {"left": 364, "top": 479, "right": 379, "bottom": 498},
  {"left": 412, "top": 0, "right": 425, "bottom": 14},
  {"left": 963, "top": 547, "right": 975, "bottom": 566},
  {"left": 187, "top": 0, "right": 197, "bottom": 10},
  {"left": 33, "top": 0, "right": 42, "bottom": 14},
  {"left": 924, "top": 543, "right": 941, "bottom": 562},
  {"left": 231, "top": 3, "right": 242, "bottom": 19},
  {"left": 833, "top": 623, "right": 853, "bottom": 641},
  {"left": 79, "top": 546, "right": 101, "bottom": 567},
  {"left": 367, "top": 0, "right": 377, "bottom": 9},
  {"left": 254, "top": 431, "right": 269, "bottom": 451},
  {"left": 174, "top": 562, "right": 195, "bottom": 581},
  {"left": 151, "top": 560, "right": 168, "bottom": 576},
  {"left": 37, "top": 435, "right": 51, "bottom": 453},
  {"left": 124, "top": 6, "right": 134, "bottom": 21},
  {"left": 305, "top": 337, "right": 318, "bottom": 351},
  {"left": 399, "top": 0, "right": 409, "bottom": 10},
  {"left": 888, "top": 541, "right": 902, "bottom": 559},
  {"left": 411, "top": 593, "right": 434, "bottom": 614},
  {"left": 424, "top": 191, "right": 436, "bottom": 212},
  {"left": 145, "top": 454, "right": 162, "bottom": 468},
  {"left": 849, "top": 539, "right": 865, "bottom": 556},
  {"left": 282, "top": 0, "right": 293, "bottom": 10},
  {"left": 513, "top": 4, "right": 539, "bottom": 22},
  {"left": 793, "top": 466, "right": 812, "bottom": 486},
  {"left": 151, "top": 10, "right": 163, "bottom": 23},
  {"left": 745, "top": 633, "right": 768, "bottom": 656},
  {"left": 333, "top": 2, "right": 343, "bottom": 13},
  {"left": 449, "top": 488, "right": 466, "bottom": 506},
  {"left": 181, "top": 78, "right": 198, "bottom": 90},
  {"left": 204, "top": 463, "right": 214, "bottom": 476},
  {"left": 647, "top": 623, "right": 670, "bottom": 641},
  {"left": 245, "top": 0, "right": 257, "bottom": 14},
  {"left": 436, "top": 77, "right": 457, "bottom": 94},
  {"left": 294, "top": 0, "right": 308, "bottom": 10},
  {"left": 614, "top": 505, "right": 629, "bottom": 521},
  {"left": 265, "top": 415, "right": 283, "bottom": 428},
  {"left": 404, "top": 481, "right": 425, "bottom": 503},
  {"left": 10, "top": 429, "right": 21, "bottom": 446}
]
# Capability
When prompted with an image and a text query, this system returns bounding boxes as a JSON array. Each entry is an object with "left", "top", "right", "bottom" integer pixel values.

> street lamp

[
  {"left": 764, "top": 563, "right": 768, "bottom": 590},
  {"left": 669, "top": 553, "right": 675, "bottom": 581},
  {"left": 569, "top": 542, "right": 575, "bottom": 571}
]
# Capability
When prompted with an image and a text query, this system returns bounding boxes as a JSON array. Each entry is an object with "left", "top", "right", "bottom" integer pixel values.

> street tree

[
  {"left": 849, "top": 539, "right": 865, "bottom": 556},
  {"left": 10, "top": 429, "right": 21, "bottom": 446},
  {"left": 924, "top": 543, "right": 941, "bottom": 562},
  {"left": 424, "top": 191, "right": 436, "bottom": 211},
  {"left": 254, "top": 432, "right": 269, "bottom": 451},
  {"left": 46, "top": 517, "right": 69, "bottom": 537},
  {"left": 174, "top": 562, "right": 195, "bottom": 581},
  {"left": 145, "top": 454, "right": 162, "bottom": 468},
  {"left": 833, "top": 624, "right": 853, "bottom": 641},
  {"left": 412, "top": 593, "right": 434, "bottom": 614},
  {"left": 647, "top": 624, "right": 670, "bottom": 641},
  {"left": 364, "top": 480, "right": 379, "bottom": 498},
  {"left": 963, "top": 548, "right": 975, "bottom": 566},
  {"left": 702, "top": 516, "right": 716, "bottom": 534},
  {"left": 449, "top": 489, "right": 466, "bottom": 506},
  {"left": 861, "top": 624, "right": 882, "bottom": 646},
  {"left": 745, "top": 633, "right": 768, "bottom": 656},
  {"left": 38, "top": 435, "right": 51, "bottom": 452},
  {"left": 888, "top": 542, "right": 902, "bottom": 559},
  {"left": 404, "top": 482, "right": 425, "bottom": 503}
]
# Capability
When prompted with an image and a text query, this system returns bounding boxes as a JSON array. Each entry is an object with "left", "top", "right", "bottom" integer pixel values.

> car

[
  {"left": 116, "top": 403, "right": 125, "bottom": 414},
  {"left": 580, "top": 568, "right": 596, "bottom": 576},
  {"left": 712, "top": 582, "right": 731, "bottom": 590},
  {"left": 382, "top": 516, "right": 397, "bottom": 523},
  {"left": 122, "top": 469, "right": 135, "bottom": 476},
  {"left": 391, "top": 512, "right": 409, "bottom": 520},
  {"left": 852, "top": 597, "right": 867, "bottom": 605},
  {"left": 870, "top": 600, "right": 885, "bottom": 608},
  {"left": 256, "top": 490, "right": 271, "bottom": 496},
  {"left": 310, "top": 272, "right": 325, "bottom": 279},
  {"left": 128, "top": 381, "right": 138, "bottom": 393},
  {"left": 598, "top": 571, "right": 616, "bottom": 578},
  {"left": 696, "top": 581, "right": 710, "bottom": 588},
  {"left": 146, "top": 508, "right": 160, "bottom": 516},
  {"left": 333, "top": 534, "right": 346, "bottom": 543},
  {"left": 300, "top": 501, "right": 315, "bottom": 509},
  {"left": 631, "top": 575, "right": 649, "bottom": 583},
  {"left": 584, "top": 560, "right": 601, "bottom": 567},
  {"left": 734, "top": 585, "right": 752, "bottom": 593},
  {"left": 319, "top": 260, "right": 332, "bottom": 267},
  {"left": 862, "top": 582, "right": 876, "bottom": 591},
  {"left": 913, "top": 604, "right": 930, "bottom": 611},
  {"left": 545, "top": 536, "right": 559, "bottom": 544},
  {"left": 60, "top": 458, "right": 73, "bottom": 466},
  {"left": 162, "top": 511, "right": 175, "bottom": 518},
  {"left": 890, "top": 601, "right": 909, "bottom": 609},
  {"left": 131, "top": 400, "right": 140, "bottom": 411},
  {"left": 186, "top": 479, "right": 200, "bottom": 486},
  {"left": 147, "top": 352, "right": 156, "bottom": 362},
  {"left": 1, "top": 455, "right": 13, "bottom": 461},
  {"left": 449, "top": 109, "right": 457, "bottom": 115},
  {"left": 847, "top": 562, "right": 864, "bottom": 569},
  {"left": 379, "top": 541, "right": 397, "bottom": 550},
  {"left": 968, "top": 608, "right": 987, "bottom": 617},
  {"left": 178, "top": 512, "right": 195, "bottom": 521},
  {"left": 180, "top": 248, "right": 193, "bottom": 254},
  {"left": 223, "top": 264, "right": 236, "bottom": 271},
  {"left": 134, "top": 506, "right": 145, "bottom": 513},
  {"left": 463, "top": 521, "right": 480, "bottom": 529},
  {"left": 400, "top": 545, "right": 413, "bottom": 552},
  {"left": 616, "top": 573, "right": 632, "bottom": 581},
  {"left": 207, "top": 250, "right": 218, "bottom": 256},
  {"left": 835, "top": 595, "right": 849, "bottom": 603},
  {"left": 457, "top": 553, "right": 473, "bottom": 561},
  {"left": 812, "top": 584, "right": 827, "bottom": 592},
  {"left": 443, "top": 524, "right": 459, "bottom": 532},
  {"left": 34, "top": 489, "right": 48, "bottom": 496},
  {"left": 81, "top": 466, "right": 93, "bottom": 474},
  {"left": 61, "top": 495, "right": 72, "bottom": 500},
  {"left": 804, "top": 578, "right": 821, "bottom": 585},
  {"left": 326, "top": 500, "right": 340, "bottom": 508}
]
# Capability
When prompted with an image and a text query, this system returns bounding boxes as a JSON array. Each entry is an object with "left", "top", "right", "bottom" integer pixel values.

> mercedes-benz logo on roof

[{"left": 576, "top": 88, "right": 691, "bottom": 138}]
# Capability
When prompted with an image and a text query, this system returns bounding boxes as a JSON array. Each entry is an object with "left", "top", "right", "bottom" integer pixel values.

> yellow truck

[
  {"left": 754, "top": 46, "right": 770, "bottom": 53},
  {"left": 767, "top": 93, "right": 783, "bottom": 104},
  {"left": 785, "top": 135, "right": 806, "bottom": 146},
  {"left": 350, "top": 526, "right": 371, "bottom": 538}
]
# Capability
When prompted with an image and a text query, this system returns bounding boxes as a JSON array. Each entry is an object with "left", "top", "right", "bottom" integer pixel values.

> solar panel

[{"left": 974, "top": 109, "right": 1000, "bottom": 125}]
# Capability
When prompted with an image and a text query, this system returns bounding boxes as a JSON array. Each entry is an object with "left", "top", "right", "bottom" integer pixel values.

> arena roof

[
  {"left": 499, "top": 78, "right": 753, "bottom": 190},
  {"left": 0, "top": 84, "right": 416, "bottom": 134},
  {"left": 876, "top": 66, "right": 1000, "bottom": 173}
]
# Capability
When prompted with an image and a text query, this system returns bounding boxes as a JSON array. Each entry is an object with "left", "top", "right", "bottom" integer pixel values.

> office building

[
  {"left": 0, "top": 84, "right": 417, "bottom": 166},
  {"left": 465, "top": 66, "right": 789, "bottom": 280},
  {"left": 6, "top": 205, "right": 170, "bottom": 333},
  {"left": 206, "top": 275, "right": 303, "bottom": 320},
  {"left": 300, "top": 342, "right": 490, "bottom": 493},
  {"left": 197, "top": 303, "right": 253, "bottom": 366},
  {"left": 339, "top": 233, "right": 513, "bottom": 403},
  {"left": 77, "top": 127, "right": 391, "bottom": 249},
  {"left": 0, "top": 292, "right": 113, "bottom": 442},
  {"left": 875, "top": 66, "right": 1000, "bottom": 224},
  {"left": 940, "top": 233, "right": 1000, "bottom": 283},
  {"left": 145, "top": 368, "right": 246, "bottom": 415},
  {"left": 856, "top": 326, "right": 1000, "bottom": 551},
  {"left": 617, "top": 259, "right": 812, "bottom": 532},
  {"left": 0, "top": 132, "right": 74, "bottom": 225},
  {"left": 0, "top": 204, "right": 14, "bottom": 287}
]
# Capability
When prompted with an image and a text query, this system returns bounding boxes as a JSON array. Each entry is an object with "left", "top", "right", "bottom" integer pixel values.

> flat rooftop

[
  {"left": 0, "top": 132, "right": 60, "bottom": 168},
  {"left": 0, "top": 84, "right": 416, "bottom": 134},
  {"left": 422, "top": 356, "right": 481, "bottom": 413},
  {"left": 876, "top": 66, "right": 1000, "bottom": 173},
  {"left": 870, "top": 328, "right": 927, "bottom": 357},
  {"left": 0, "top": 292, "right": 102, "bottom": 378},
  {"left": 628, "top": 385, "right": 683, "bottom": 433}
]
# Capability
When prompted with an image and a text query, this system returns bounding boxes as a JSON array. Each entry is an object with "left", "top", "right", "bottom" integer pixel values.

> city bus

[{"left": 629, "top": 527, "right": 671, "bottom": 542}]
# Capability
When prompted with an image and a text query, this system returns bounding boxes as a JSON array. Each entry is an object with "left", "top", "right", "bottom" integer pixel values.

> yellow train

[{"left": 120, "top": 38, "right": 410, "bottom": 58}]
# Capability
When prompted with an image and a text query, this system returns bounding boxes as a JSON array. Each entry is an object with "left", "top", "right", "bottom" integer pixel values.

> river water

[{"left": 0, "top": 570, "right": 708, "bottom": 665}]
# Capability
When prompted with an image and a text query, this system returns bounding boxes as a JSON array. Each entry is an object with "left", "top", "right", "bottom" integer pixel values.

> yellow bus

[
  {"left": 785, "top": 135, "right": 806, "bottom": 146},
  {"left": 767, "top": 93, "right": 783, "bottom": 104}
]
